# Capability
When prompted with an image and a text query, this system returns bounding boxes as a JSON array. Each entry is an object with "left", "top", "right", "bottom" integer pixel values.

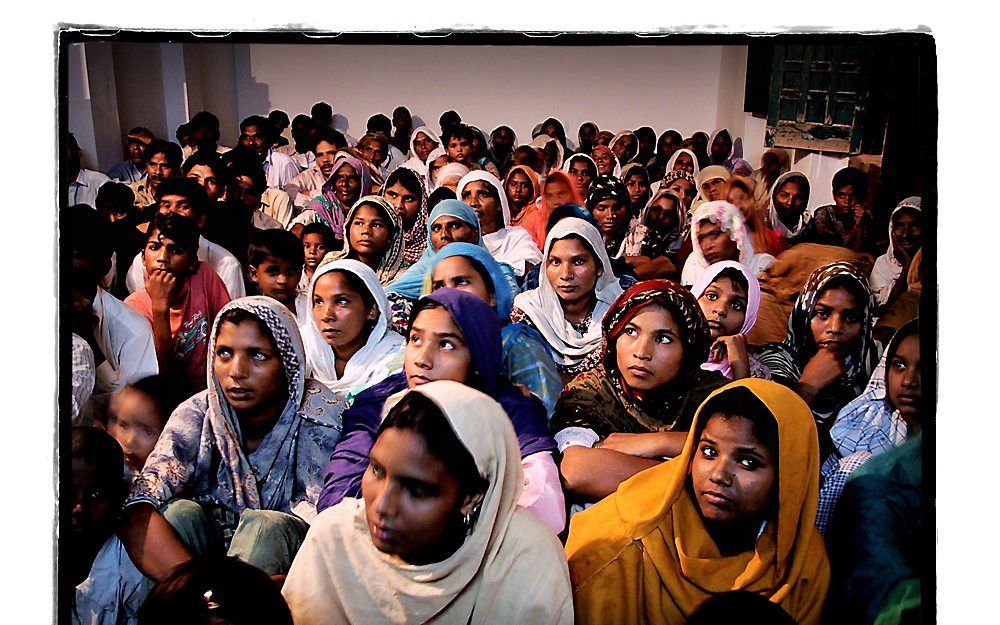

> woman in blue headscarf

[
  {"left": 425, "top": 242, "right": 561, "bottom": 418},
  {"left": 316, "top": 288, "right": 566, "bottom": 533}
]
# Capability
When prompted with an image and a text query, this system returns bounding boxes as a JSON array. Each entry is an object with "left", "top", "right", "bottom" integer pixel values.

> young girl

[
  {"left": 317, "top": 289, "right": 564, "bottom": 533},
  {"left": 326, "top": 196, "right": 405, "bottom": 285},
  {"left": 518, "top": 170, "right": 584, "bottom": 250},
  {"left": 566, "top": 379, "right": 830, "bottom": 625},
  {"left": 553, "top": 280, "right": 728, "bottom": 504},
  {"left": 511, "top": 217, "right": 624, "bottom": 383},
  {"left": 691, "top": 261, "right": 765, "bottom": 380},
  {"left": 680, "top": 201, "right": 776, "bottom": 287},
  {"left": 870, "top": 197, "right": 922, "bottom": 309},
  {"left": 621, "top": 190, "right": 687, "bottom": 280},
  {"left": 120, "top": 297, "right": 344, "bottom": 582},
  {"left": 457, "top": 171, "right": 542, "bottom": 277},
  {"left": 427, "top": 242, "right": 562, "bottom": 418},
  {"left": 585, "top": 175, "right": 632, "bottom": 258},
  {"left": 282, "top": 381, "right": 573, "bottom": 625},
  {"left": 768, "top": 170, "right": 813, "bottom": 248},
  {"left": 303, "top": 259, "right": 404, "bottom": 403},
  {"left": 380, "top": 166, "right": 429, "bottom": 266},
  {"left": 503, "top": 164, "right": 541, "bottom": 226},
  {"left": 106, "top": 375, "right": 173, "bottom": 475},
  {"left": 125, "top": 212, "right": 231, "bottom": 397},
  {"left": 620, "top": 162, "right": 652, "bottom": 211},
  {"left": 755, "top": 262, "right": 878, "bottom": 437},
  {"left": 665, "top": 147, "right": 700, "bottom": 177},
  {"left": 298, "top": 222, "right": 336, "bottom": 297}
]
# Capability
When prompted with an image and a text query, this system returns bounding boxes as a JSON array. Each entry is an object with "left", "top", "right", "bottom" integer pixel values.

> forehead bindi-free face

[
  {"left": 568, "top": 160, "right": 594, "bottom": 192},
  {"left": 696, "top": 221, "right": 739, "bottom": 264},
  {"left": 333, "top": 164, "right": 362, "bottom": 207},
  {"left": 404, "top": 306, "right": 472, "bottom": 389},
  {"left": 186, "top": 165, "right": 222, "bottom": 201},
  {"left": 142, "top": 228, "right": 196, "bottom": 277},
  {"left": 461, "top": 180, "right": 501, "bottom": 233},
  {"left": 615, "top": 304, "right": 685, "bottom": 392},
  {"left": 891, "top": 210, "right": 922, "bottom": 255},
  {"left": 348, "top": 204, "right": 392, "bottom": 262},
  {"left": 252, "top": 256, "right": 301, "bottom": 305},
  {"left": 429, "top": 215, "right": 478, "bottom": 252},
  {"left": 107, "top": 388, "right": 165, "bottom": 473},
  {"left": 213, "top": 319, "right": 286, "bottom": 420},
  {"left": 625, "top": 173, "right": 650, "bottom": 206},
  {"left": 703, "top": 177, "right": 727, "bottom": 201},
  {"left": 698, "top": 276, "right": 748, "bottom": 339},
  {"left": 673, "top": 151, "right": 695, "bottom": 174},
  {"left": 667, "top": 179, "right": 696, "bottom": 207},
  {"left": 887, "top": 333, "right": 922, "bottom": 428},
  {"left": 383, "top": 181, "right": 421, "bottom": 226},
  {"left": 413, "top": 132, "right": 439, "bottom": 162},
  {"left": 302, "top": 233, "right": 331, "bottom": 271},
  {"left": 809, "top": 286, "right": 863, "bottom": 357},
  {"left": 647, "top": 196, "right": 680, "bottom": 233},
  {"left": 543, "top": 179, "right": 574, "bottom": 209},
  {"left": 774, "top": 179, "right": 808, "bottom": 220},
  {"left": 505, "top": 171, "right": 534, "bottom": 206},
  {"left": 545, "top": 237, "right": 600, "bottom": 307},
  {"left": 431, "top": 256, "right": 494, "bottom": 306},
  {"left": 591, "top": 198, "right": 628, "bottom": 236},
  {"left": 312, "top": 270, "right": 375, "bottom": 354},
  {"left": 690, "top": 413, "right": 776, "bottom": 526}
]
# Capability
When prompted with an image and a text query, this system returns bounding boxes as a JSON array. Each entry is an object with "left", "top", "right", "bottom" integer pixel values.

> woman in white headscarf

[
  {"left": 303, "top": 259, "right": 404, "bottom": 398},
  {"left": 870, "top": 197, "right": 922, "bottom": 308},
  {"left": 456, "top": 171, "right": 542, "bottom": 277},
  {"left": 423, "top": 146, "right": 449, "bottom": 192},
  {"left": 511, "top": 218, "right": 624, "bottom": 383},
  {"left": 681, "top": 201, "right": 776, "bottom": 286},
  {"left": 399, "top": 126, "right": 441, "bottom": 177},
  {"left": 281, "top": 380, "right": 574, "bottom": 625}
]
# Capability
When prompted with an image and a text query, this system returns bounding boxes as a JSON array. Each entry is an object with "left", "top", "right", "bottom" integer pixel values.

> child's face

[
  {"left": 809, "top": 286, "right": 863, "bottom": 357},
  {"left": 833, "top": 184, "right": 859, "bottom": 212},
  {"left": 698, "top": 276, "right": 749, "bottom": 339},
  {"left": 108, "top": 387, "right": 165, "bottom": 472},
  {"left": 302, "top": 234, "right": 331, "bottom": 272},
  {"left": 887, "top": 334, "right": 922, "bottom": 429},
  {"left": 143, "top": 229, "right": 197, "bottom": 277},
  {"left": 70, "top": 457, "right": 118, "bottom": 545},
  {"left": 446, "top": 137, "right": 471, "bottom": 164},
  {"left": 349, "top": 204, "right": 393, "bottom": 260},
  {"left": 250, "top": 255, "right": 302, "bottom": 305}
]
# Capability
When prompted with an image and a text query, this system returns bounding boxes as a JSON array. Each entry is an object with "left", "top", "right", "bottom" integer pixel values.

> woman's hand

[
  {"left": 710, "top": 334, "right": 751, "bottom": 379},
  {"left": 796, "top": 348, "right": 847, "bottom": 405},
  {"left": 597, "top": 432, "right": 683, "bottom": 459}
]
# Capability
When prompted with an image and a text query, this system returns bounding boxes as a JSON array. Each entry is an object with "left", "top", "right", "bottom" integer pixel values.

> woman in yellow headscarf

[{"left": 565, "top": 378, "right": 829, "bottom": 625}]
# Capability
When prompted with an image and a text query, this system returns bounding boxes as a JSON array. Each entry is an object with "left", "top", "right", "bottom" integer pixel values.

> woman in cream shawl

[
  {"left": 870, "top": 197, "right": 922, "bottom": 309},
  {"left": 566, "top": 378, "right": 830, "bottom": 625},
  {"left": 281, "top": 380, "right": 573, "bottom": 625},
  {"left": 400, "top": 126, "right": 441, "bottom": 177},
  {"left": 302, "top": 259, "right": 404, "bottom": 398}
]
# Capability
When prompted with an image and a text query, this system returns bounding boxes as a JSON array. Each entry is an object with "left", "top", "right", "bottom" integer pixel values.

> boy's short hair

[
  {"left": 156, "top": 178, "right": 211, "bottom": 217},
  {"left": 240, "top": 114, "right": 273, "bottom": 140},
  {"left": 367, "top": 113, "right": 392, "bottom": 135},
  {"left": 181, "top": 150, "right": 226, "bottom": 182},
  {"left": 143, "top": 140, "right": 183, "bottom": 170},
  {"left": 223, "top": 155, "right": 268, "bottom": 196},
  {"left": 121, "top": 375, "right": 176, "bottom": 428},
  {"left": 95, "top": 182, "right": 136, "bottom": 217},
  {"left": 442, "top": 123, "right": 475, "bottom": 146},
  {"left": 311, "top": 101, "right": 333, "bottom": 119},
  {"left": 71, "top": 426, "right": 127, "bottom": 504},
  {"left": 439, "top": 110, "right": 461, "bottom": 127},
  {"left": 301, "top": 221, "right": 337, "bottom": 247},
  {"left": 268, "top": 109, "right": 289, "bottom": 126},
  {"left": 248, "top": 228, "right": 305, "bottom": 268},
  {"left": 147, "top": 212, "right": 201, "bottom": 254},
  {"left": 67, "top": 203, "right": 113, "bottom": 265},
  {"left": 832, "top": 166, "right": 868, "bottom": 195},
  {"left": 190, "top": 111, "right": 221, "bottom": 134},
  {"left": 427, "top": 186, "right": 456, "bottom": 211}
]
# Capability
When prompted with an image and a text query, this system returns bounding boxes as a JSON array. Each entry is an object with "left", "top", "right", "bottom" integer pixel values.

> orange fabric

[
  {"left": 565, "top": 379, "right": 830, "bottom": 625},
  {"left": 504, "top": 164, "right": 542, "bottom": 227},
  {"left": 518, "top": 170, "right": 584, "bottom": 250}
]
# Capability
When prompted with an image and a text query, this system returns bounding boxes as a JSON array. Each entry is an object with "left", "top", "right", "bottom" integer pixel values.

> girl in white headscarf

[
  {"left": 303, "top": 259, "right": 404, "bottom": 398},
  {"left": 423, "top": 146, "right": 449, "bottom": 191},
  {"left": 281, "top": 380, "right": 574, "bottom": 625},
  {"left": 870, "top": 197, "right": 922, "bottom": 308},
  {"left": 456, "top": 171, "right": 542, "bottom": 277},
  {"left": 681, "top": 201, "right": 776, "bottom": 286}
]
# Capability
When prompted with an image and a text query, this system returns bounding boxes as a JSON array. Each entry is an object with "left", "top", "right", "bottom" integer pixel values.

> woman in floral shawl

[
  {"left": 294, "top": 156, "right": 374, "bottom": 239},
  {"left": 325, "top": 195, "right": 405, "bottom": 286},
  {"left": 120, "top": 296, "right": 344, "bottom": 581}
]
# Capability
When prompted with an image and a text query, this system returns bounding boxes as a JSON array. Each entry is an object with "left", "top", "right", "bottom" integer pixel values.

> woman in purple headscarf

[{"left": 289, "top": 156, "right": 374, "bottom": 240}]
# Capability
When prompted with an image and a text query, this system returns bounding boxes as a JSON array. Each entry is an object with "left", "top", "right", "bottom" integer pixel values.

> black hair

[
  {"left": 634, "top": 126, "right": 656, "bottom": 146},
  {"left": 147, "top": 212, "right": 201, "bottom": 254},
  {"left": 156, "top": 178, "right": 211, "bottom": 217},
  {"left": 545, "top": 204, "right": 600, "bottom": 233},
  {"left": 120, "top": 375, "right": 175, "bottom": 429},
  {"left": 268, "top": 109, "right": 289, "bottom": 126},
  {"left": 301, "top": 222, "right": 337, "bottom": 248},
  {"left": 377, "top": 390, "right": 488, "bottom": 500},
  {"left": 354, "top": 199, "right": 397, "bottom": 237},
  {"left": 248, "top": 228, "right": 305, "bottom": 268},
  {"left": 222, "top": 152, "right": 268, "bottom": 196},
  {"left": 128, "top": 126, "right": 155, "bottom": 141},
  {"left": 71, "top": 427, "right": 127, "bottom": 503},
  {"left": 541, "top": 117, "right": 567, "bottom": 146},
  {"left": 686, "top": 591, "right": 796, "bottom": 625},
  {"left": 579, "top": 121, "right": 598, "bottom": 133},
  {"left": 143, "top": 140, "right": 183, "bottom": 169},
  {"left": 434, "top": 254, "right": 496, "bottom": 298},
  {"left": 427, "top": 187, "right": 456, "bottom": 211},
  {"left": 695, "top": 386, "right": 779, "bottom": 462},
  {"left": 818, "top": 274, "right": 869, "bottom": 313},
  {"left": 240, "top": 115, "right": 273, "bottom": 140},
  {"left": 67, "top": 203, "right": 113, "bottom": 265},
  {"left": 95, "top": 182, "right": 136, "bottom": 217},
  {"left": 320, "top": 268, "right": 377, "bottom": 310},
  {"left": 439, "top": 110, "right": 461, "bottom": 128},
  {"left": 67, "top": 132, "right": 81, "bottom": 153},
  {"left": 657, "top": 129, "right": 683, "bottom": 150},
  {"left": 384, "top": 166, "right": 423, "bottom": 197},
  {"left": 442, "top": 123, "right": 475, "bottom": 146},
  {"left": 831, "top": 166, "right": 868, "bottom": 195},
  {"left": 181, "top": 150, "right": 226, "bottom": 182},
  {"left": 566, "top": 154, "right": 598, "bottom": 180},
  {"left": 138, "top": 557, "right": 293, "bottom": 625},
  {"left": 217, "top": 308, "right": 282, "bottom": 357},
  {"left": 313, "top": 127, "right": 348, "bottom": 151},
  {"left": 360, "top": 131, "right": 389, "bottom": 151},
  {"left": 175, "top": 122, "right": 193, "bottom": 143},
  {"left": 710, "top": 267, "right": 749, "bottom": 295},
  {"left": 190, "top": 111, "right": 221, "bottom": 134},
  {"left": 367, "top": 113, "right": 392, "bottom": 134},
  {"left": 311, "top": 101, "right": 333, "bottom": 120}
]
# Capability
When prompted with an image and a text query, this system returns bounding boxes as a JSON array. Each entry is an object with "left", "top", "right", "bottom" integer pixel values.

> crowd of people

[{"left": 66, "top": 101, "right": 927, "bottom": 625}]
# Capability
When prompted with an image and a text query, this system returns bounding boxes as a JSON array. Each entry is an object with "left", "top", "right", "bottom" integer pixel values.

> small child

[
  {"left": 248, "top": 228, "right": 306, "bottom": 319},
  {"left": 124, "top": 212, "right": 231, "bottom": 398},
  {"left": 107, "top": 375, "right": 173, "bottom": 476},
  {"left": 810, "top": 166, "right": 873, "bottom": 252},
  {"left": 299, "top": 221, "right": 336, "bottom": 294}
]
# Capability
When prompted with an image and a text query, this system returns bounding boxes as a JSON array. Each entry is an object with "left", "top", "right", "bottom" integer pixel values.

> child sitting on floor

[
  {"left": 248, "top": 228, "right": 306, "bottom": 321},
  {"left": 106, "top": 375, "right": 174, "bottom": 476}
]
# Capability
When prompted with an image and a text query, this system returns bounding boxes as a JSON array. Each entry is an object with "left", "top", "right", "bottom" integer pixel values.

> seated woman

[
  {"left": 680, "top": 201, "right": 776, "bottom": 287},
  {"left": 289, "top": 156, "right": 373, "bottom": 238},
  {"left": 553, "top": 280, "right": 727, "bottom": 505},
  {"left": 692, "top": 260, "right": 766, "bottom": 380},
  {"left": 590, "top": 144, "right": 621, "bottom": 178},
  {"left": 302, "top": 259, "right": 404, "bottom": 404},
  {"left": 665, "top": 146, "right": 700, "bottom": 177},
  {"left": 816, "top": 319, "right": 921, "bottom": 534},
  {"left": 767, "top": 170, "right": 813, "bottom": 250},
  {"left": 427, "top": 242, "right": 562, "bottom": 418},
  {"left": 585, "top": 175, "right": 632, "bottom": 258},
  {"left": 325, "top": 195, "right": 404, "bottom": 285},
  {"left": 380, "top": 166, "right": 429, "bottom": 267},
  {"left": 120, "top": 297, "right": 344, "bottom": 584},
  {"left": 399, "top": 125, "right": 441, "bottom": 177},
  {"left": 708, "top": 128, "right": 753, "bottom": 174},
  {"left": 566, "top": 379, "right": 830, "bottom": 625},
  {"left": 563, "top": 152, "right": 598, "bottom": 198},
  {"left": 754, "top": 262, "right": 878, "bottom": 443},
  {"left": 503, "top": 164, "right": 541, "bottom": 227},
  {"left": 692, "top": 165, "right": 731, "bottom": 211},
  {"left": 620, "top": 190, "right": 687, "bottom": 280},
  {"left": 317, "top": 289, "right": 565, "bottom": 533},
  {"left": 511, "top": 217, "right": 624, "bottom": 384},
  {"left": 726, "top": 174, "right": 781, "bottom": 255},
  {"left": 620, "top": 162, "right": 652, "bottom": 212},
  {"left": 518, "top": 170, "right": 584, "bottom": 250},
  {"left": 457, "top": 171, "right": 542, "bottom": 277},
  {"left": 282, "top": 381, "right": 573, "bottom": 625},
  {"left": 870, "top": 197, "right": 922, "bottom": 310}
]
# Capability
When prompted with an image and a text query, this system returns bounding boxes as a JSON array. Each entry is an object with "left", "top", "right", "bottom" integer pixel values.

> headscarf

[
  {"left": 512, "top": 217, "right": 623, "bottom": 367},
  {"left": 753, "top": 148, "right": 792, "bottom": 205},
  {"left": 281, "top": 380, "right": 573, "bottom": 625},
  {"left": 400, "top": 126, "right": 441, "bottom": 177},
  {"left": 308, "top": 157, "right": 374, "bottom": 235},
  {"left": 590, "top": 144, "right": 622, "bottom": 178},
  {"left": 385, "top": 199, "right": 484, "bottom": 299},
  {"left": 128, "top": 297, "right": 343, "bottom": 514},
  {"left": 586, "top": 174, "right": 632, "bottom": 256},
  {"left": 828, "top": 319, "right": 919, "bottom": 457},
  {"left": 566, "top": 378, "right": 830, "bottom": 625},
  {"left": 562, "top": 153, "right": 599, "bottom": 197},
  {"left": 609, "top": 131, "right": 638, "bottom": 163},
  {"left": 756, "top": 261, "right": 879, "bottom": 425},
  {"left": 503, "top": 164, "right": 541, "bottom": 225},
  {"left": 870, "top": 197, "right": 922, "bottom": 308},
  {"left": 456, "top": 170, "right": 541, "bottom": 276},
  {"left": 768, "top": 171, "right": 813, "bottom": 240},
  {"left": 708, "top": 128, "right": 753, "bottom": 175},
  {"left": 530, "top": 134, "right": 565, "bottom": 172},
  {"left": 681, "top": 201, "right": 776, "bottom": 286},
  {"left": 326, "top": 195, "right": 405, "bottom": 285},
  {"left": 435, "top": 162, "right": 472, "bottom": 190},
  {"left": 518, "top": 169, "right": 585, "bottom": 250},
  {"left": 690, "top": 261, "right": 762, "bottom": 378},
  {"left": 620, "top": 189, "right": 687, "bottom": 258},
  {"left": 381, "top": 168, "right": 430, "bottom": 265},
  {"left": 665, "top": 147, "right": 701, "bottom": 177},
  {"left": 422, "top": 146, "right": 448, "bottom": 191},
  {"left": 694, "top": 165, "right": 732, "bottom": 206},
  {"left": 302, "top": 259, "right": 404, "bottom": 395},
  {"left": 657, "top": 168, "right": 698, "bottom": 211}
]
